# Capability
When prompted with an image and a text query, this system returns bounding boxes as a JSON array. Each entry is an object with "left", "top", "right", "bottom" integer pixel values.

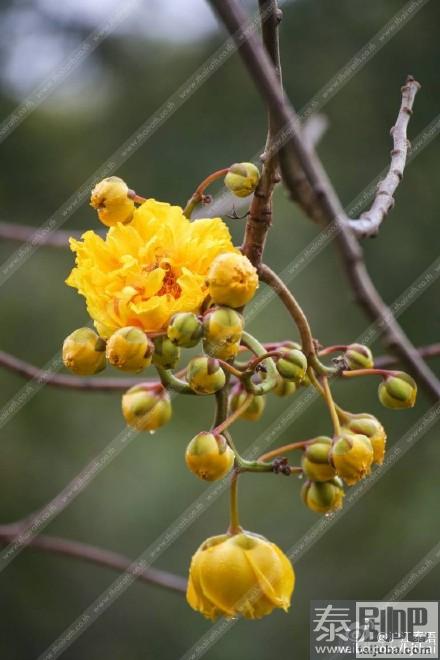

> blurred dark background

[{"left": 0, "top": 0, "right": 439, "bottom": 658}]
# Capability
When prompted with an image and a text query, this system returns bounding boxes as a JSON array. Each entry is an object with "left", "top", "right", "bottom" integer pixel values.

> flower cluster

[{"left": 62, "top": 169, "right": 417, "bottom": 622}]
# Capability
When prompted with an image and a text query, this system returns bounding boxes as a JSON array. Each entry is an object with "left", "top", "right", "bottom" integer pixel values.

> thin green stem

[
  {"left": 155, "top": 366, "right": 194, "bottom": 395},
  {"left": 341, "top": 368, "right": 392, "bottom": 379},
  {"left": 321, "top": 376, "right": 341, "bottom": 437},
  {"left": 214, "top": 393, "right": 253, "bottom": 435},
  {"left": 241, "top": 331, "right": 279, "bottom": 394},
  {"left": 258, "top": 440, "right": 313, "bottom": 462},
  {"left": 228, "top": 469, "right": 243, "bottom": 535},
  {"left": 183, "top": 167, "right": 230, "bottom": 218}
]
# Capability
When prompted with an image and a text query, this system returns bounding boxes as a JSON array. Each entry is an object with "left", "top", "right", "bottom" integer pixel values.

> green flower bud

[
  {"left": 185, "top": 432, "right": 234, "bottom": 481},
  {"left": 345, "top": 413, "right": 387, "bottom": 465},
  {"left": 229, "top": 389, "right": 266, "bottom": 422},
  {"left": 152, "top": 336, "right": 181, "bottom": 370},
  {"left": 345, "top": 343, "right": 374, "bottom": 370},
  {"left": 203, "top": 307, "right": 244, "bottom": 344},
  {"left": 203, "top": 339, "right": 240, "bottom": 361},
  {"left": 62, "top": 327, "right": 106, "bottom": 376},
  {"left": 224, "top": 162, "right": 260, "bottom": 198},
  {"left": 106, "top": 326, "right": 153, "bottom": 372},
  {"left": 302, "top": 437, "right": 335, "bottom": 482},
  {"left": 272, "top": 377, "right": 297, "bottom": 397},
  {"left": 378, "top": 372, "right": 417, "bottom": 409},
  {"left": 330, "top": 432, "right": 374, "bottom": 486},
  {"left": 301, "top": 478, "right": 344, "bottom": 514},
  {"left": 276, "top": 348, "right": 307, "bottom": 384},
  {"left": 122, "top": 386, "right": 171, "bottom": 432},
  {"left": 167, "top": 312, "right": 203, "bottom": 348},
  {"left": 187, "top": 357, "right": 226, "bottom": 394}
]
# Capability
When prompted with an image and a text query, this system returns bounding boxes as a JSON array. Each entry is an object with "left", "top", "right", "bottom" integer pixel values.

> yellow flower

[
  {"left": 207, "top": 252, "right": 258, "bottom": 308},
  {"left": 330, "top": 432, "right": 374, "bottom": 486},
  {"left": 185, "top": 432, "right": 235, "bottom": 481},
  {"left": 90, "top": 177, "right": 135, "bottom": 227},
  {"left": 66, "top": 199, "right": 237, "bottom": 337},
  {"left": 187, "top": 531, "right": 294, "bottom": 620}
]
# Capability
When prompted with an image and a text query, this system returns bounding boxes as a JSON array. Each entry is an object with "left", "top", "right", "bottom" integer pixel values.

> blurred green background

[{"left": 0, "top": 0, "right": 439, "bottom": 658}]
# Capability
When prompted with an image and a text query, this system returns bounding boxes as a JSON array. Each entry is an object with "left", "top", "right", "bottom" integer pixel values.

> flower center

[{"left": 157, "top": 263, "right": 182, "bottom": 299}]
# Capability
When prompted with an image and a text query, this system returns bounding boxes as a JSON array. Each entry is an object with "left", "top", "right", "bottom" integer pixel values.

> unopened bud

[
  {"left": 122, "top": 386, "right": 172, "bottom": 432},
  {"left": 203, "top": 339, "right": 240, "bottom": 361},
  {"left": 207, "top": 252, "right": 258, "bottom": 308},
  {"left": 167, "top": 312, "right": 203, "bottom": 348},
  {"left": 106, "top": 326, "right": 153, "bottom": 372},
  {"left": 345, "top": 414, "right": 387, "bottom": 465},
  {"left": 229, "top": 389, "right": 266, "bottom": 421},
  {"left": 187, "top": 357, "right": 226, "bottom": 394},
  {"left": 378, "top": 372, "right": 417, "bottom": 409},
  {"left": 302, "top": 437, "right": 335, "bottom": 482},
  {"left": 276, "top": 348, "right": 307, "bottom": 384},
  {"left": 330, "top": 432, "right": 374, "bottom": 486},
  {"left": 301, "top": 478, "right": 345, "bottom": 514},
  {"left": 224, "top": 162, "right": 260, "bottom": 198},
  {"left": 203, "top": 307, "right": 244, "bottom": 344},
  {"left": 272, "top": 377, "right": 297, "bottom": 397},
  {"left": 90, "top": 177, "right": 134, "bottom": 227},
  {"left": 185, "top": 432, "right": 234, "bottom": 481},
  {"left": 152, "top": 336, "right": 180, "bottom": 370},
  {"left": 345, "top": 343, "right": 374, "bottom": 370},
  {"left": 62, "top": 327, "right": 106, "bottom": 376}
]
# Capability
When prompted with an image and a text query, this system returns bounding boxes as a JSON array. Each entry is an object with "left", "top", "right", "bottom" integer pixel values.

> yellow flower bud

[
  {"left": 330, "top": 432, "right": 374, "bottom": 486},
  {"left": 302, "top": 437, "right": 335, "bottom": 482},
  {"left": 301, "top": 478, "right": 345, "bottom": 514},
  {"left": 167, "top": 312, "right": 203, "bottom": 348},
  {"left": 185, "top": 432, "right": 234, "bottom": 481},
  {"left": 203, "top": 338, "right": 240, "bottom": 361},
  {"left": 90, "top": 176, "right": 135, "bottom": 227},
  {"left": 378, "top": 372, "right": 417, "bottom": 409},
  {"left": 203, "top": 307, "right": 244, "bottom": 344},
  {"left": 187, "top": 531, "right": 294, "bottom": 620},
  {"left": 224, "top": 162, "right": 260, "bottom": 198},
  {"left": 121, "top": 385, "right": 171, "bottom": 432},
  {"left": 345, "top": 414, "right": 387, "bottom": 465},
  {"left": 187, "top": 357, "right": 226, "bottom": 394},
  {"left": 152, "top": 336, "right": 180, "bottom": 370},
  {"left": 62, "top": 327, "right": 106, "bottom": 376},
  {"left": 345, "top": 343, "right": 374, "bottom": 370},
  {"left": 229, "top": 389, "right": 266, "bottom": 421},
  {"left": 272, "top": 376, "right": 297, "bottom": 397},
  {"left": 276, "top": 348, "right": 307, "bottom": 384},
  {"left": 106, "top": 326, "right": 153, "bottom": 372},
  {"left": 207, "top": 252, "right": 258, "bottom": 308}
]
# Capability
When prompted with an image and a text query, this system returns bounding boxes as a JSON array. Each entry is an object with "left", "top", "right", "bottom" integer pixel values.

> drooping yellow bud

[
  {"left": 345, "top": 343, "right": 374, "bottom": 370},
  {"left": 301, "top": 437, "right": 335, "bottom": 482},
  {"left": 378, "top": 372, "right": 417, "bottom": 409},
  {"left": 187, "top": 531, "right": 294, "bottom": 620},
  {"left": 62, "top": 327, "right": 106, "bottom": 376},
  {"left": 224, "top": 162, "right": 260, "bottom": 198},
  {"left": 167, "top": 312, "right": 203, "bottom": 348},
  {"left": 207, "top": 252, "right": 258, "bottom": 308},
  {"left": 301, "top": 478, "right": 345, "bottom": 514},
  {"left": 106, "top": 326, "right": 153, "bottom": 372},
  {"left": 186, "top": 357, "right": 226, "bottom": 394},
  {"left": 276, "top": 348, "right": 307, "bottom": 384},
  {"left": 121, "top": 385, "right": 171, "bottom": 432},
  {"left": 152, "top": 336, "right": 180, "bottom": 370},
  {"left": 185, "top": 432, "right": 234, "bottom": 481},
  {"left": 229, "top": 390, "right": 266, "bottom": 421},
  {"left": 90, "top": 176, "right": 135, "bottom": 227},
  {"left": 203, "top": 307, "right": 244, "bottom": 344},
  {"left": 330, "top": 432, "right": 374, "bottom": 486},
  {"left": 345, "top": 414, "right": 387, "bottom": 465}
]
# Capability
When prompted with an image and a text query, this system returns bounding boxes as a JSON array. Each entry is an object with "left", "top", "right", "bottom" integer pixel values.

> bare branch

[
  {"left": 0, "top": 222, "right": 100, "bottom": 248},
  {"left": 0, "top": 350, "right": 156, "bottom": 392},
  {"left": 347, "top": 76, "right": 421, "bottom": 237},
  {"left": 302, "top": 114, "right": 329, "bottom": 148},
  {"left": 0, "top": 524, "right": 186, "bottom": 594},
  {"left": 208, "top": 0, "right": 440, "bottom": 401},
  {"left": 373, "top": 343, "right": 440, "bottom": 369}
]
